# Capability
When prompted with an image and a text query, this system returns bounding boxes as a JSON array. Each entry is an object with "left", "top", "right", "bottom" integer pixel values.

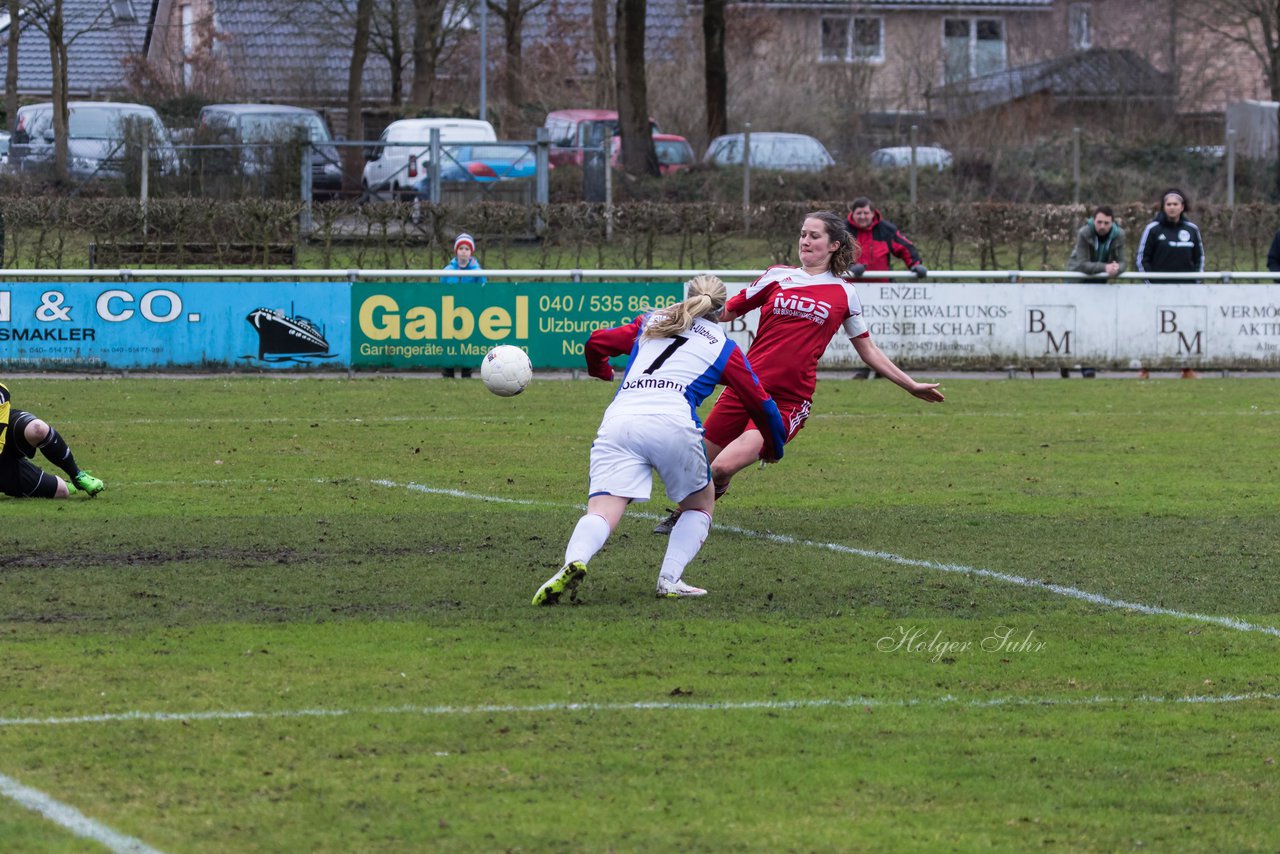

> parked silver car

[
  {"left": 10, "top": 101, "right": 177, "bottom": 181},
  {"left": 197, "top": 103, "right": 343, "bottom": 199},
  {"left": 703, "top": 132, "right": 835, "bottom": 172},
  {"left": 869, "top": 146, "right": 953, "bottom": 171}
]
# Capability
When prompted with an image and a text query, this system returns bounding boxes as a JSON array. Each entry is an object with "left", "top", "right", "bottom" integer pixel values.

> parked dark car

[
  {"left": 10, "top": 101, "right": 177, "bottom": 181},
  {"left": 196, "top": 104, "right": 343, "bottom": 199}
]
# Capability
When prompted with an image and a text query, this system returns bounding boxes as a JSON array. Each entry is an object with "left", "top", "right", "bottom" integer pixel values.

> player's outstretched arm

[
  {"left": 584, "top": 315, "right": 646, "bottom": 380},
  {"left": 851, "top": 335, "right": 945, "bottom": 403}
]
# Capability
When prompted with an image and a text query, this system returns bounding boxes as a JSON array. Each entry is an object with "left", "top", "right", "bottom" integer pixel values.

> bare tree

[
  {"left": 5, "top": 0, "right": 19, "bottom": 131},
  {"left": 370, "top": 0, "right": 411, "bottom": 105},
  {"left": 590, "top": 0, "right": 614, "bottom": 105},
  {"left": 703, "top": 0, "right": 727, "bottom": 141},
  {"left": 410, "top": 0, "right": 445, "bottom": 108},
  {"left": 486, "top": 0, "right": 553, "bottom": 107},
  {"left": 1184, "top": 2, "right": 1280, "bottom": 100},
  {"left": 345, "top": 0, "right": 375, "bottom": 193},
  {"left": 615, "top": 0, "right": 657, "bottom": 175},
  {"left": 22, "top": 0, "right": 111, "bottom": 182}
]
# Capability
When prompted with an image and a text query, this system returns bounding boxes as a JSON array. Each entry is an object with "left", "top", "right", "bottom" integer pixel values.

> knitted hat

[{"left": 454, "top": 233, "right": 475, "bottom": 253}]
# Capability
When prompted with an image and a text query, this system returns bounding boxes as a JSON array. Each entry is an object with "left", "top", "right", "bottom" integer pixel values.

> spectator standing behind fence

[
  {"left": 1266, "top": 228, "right": 1280, "bottom": 272},
  {"left": 844, "top": 198, "right": 927, "bottom": 379},
  {"left": 441, "top": 233, "right": 486, "bottom": 285},
  {"left": 1137, "top": 190, "right": 1204, "bottom": 378},
  {"left": 1067, "top": 206, "right": 1126, "bottom": 280},
  {"left": 1136, "top": 189, "right": 1204, "bottom": 284},
  {"left": 441, "top": 232, "right": 486, "bottom": 378},
  {"left": 844, "top": 197, "right": 927, "bottom": 283}
]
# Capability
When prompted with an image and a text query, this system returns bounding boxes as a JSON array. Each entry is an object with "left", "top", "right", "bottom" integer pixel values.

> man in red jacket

[
  {"left": 845, "top": 197, "right": 928, "bottom": 377},
  {"left": 845, "top": 197, "right": 927, "bottom": 283}
]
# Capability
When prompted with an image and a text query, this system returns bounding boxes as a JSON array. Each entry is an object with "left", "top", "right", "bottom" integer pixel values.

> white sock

[
  {"left": 564, "top": 513, "right": 611, "bottom": 566},
  {"left": 658, "top": 509, "right": 712, "bottom": 584}
]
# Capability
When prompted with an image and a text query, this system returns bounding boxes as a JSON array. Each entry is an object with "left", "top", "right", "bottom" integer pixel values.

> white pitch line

[
  {"left": 2, "top": 691, "right": 1278, "bottom": 731},
  {"left": 384, "top": 480, "right": 1280, "bottom": 639},
  {"left": 0, "top": 772, "right": 164, "bottom": 854}
]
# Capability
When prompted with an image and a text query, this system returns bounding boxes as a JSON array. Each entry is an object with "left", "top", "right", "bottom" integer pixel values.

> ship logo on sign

[{"left": 245, "top": 305, "right": 339, "bottom": 364}]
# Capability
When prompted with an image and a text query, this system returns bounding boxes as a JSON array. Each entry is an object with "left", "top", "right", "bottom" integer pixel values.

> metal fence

[{"left": 4, "top": 129, "right": 555, "bottom": 211}]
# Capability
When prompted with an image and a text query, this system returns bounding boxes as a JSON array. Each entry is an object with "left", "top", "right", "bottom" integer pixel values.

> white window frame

[
  {"left": 0, "top": 6, "right": 25, "bottom": 32},
  {"left": 819, "top": 15, "right": 884, "bottom": 65},
  {"left": 942, "top": 16, "right": 1006, "bottom": 82},
  {"left": 110, "top": 0, "right": 136, "bottom": 23},
  {"left": 1069, "top": 3, "right": 1092, "bottom": 51}
]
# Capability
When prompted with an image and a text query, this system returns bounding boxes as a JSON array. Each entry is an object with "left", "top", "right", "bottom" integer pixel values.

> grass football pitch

[{"left": 1, "top": 374, "right": 1278, "bottom": 852}]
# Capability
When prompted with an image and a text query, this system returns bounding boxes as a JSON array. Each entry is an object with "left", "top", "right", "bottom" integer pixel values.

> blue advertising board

[{"left": 0, "top": 282, "right": 351, "bottom": 370}]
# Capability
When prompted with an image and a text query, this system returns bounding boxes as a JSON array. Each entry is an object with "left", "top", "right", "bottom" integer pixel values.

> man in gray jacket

[{"left": 1067, "top": 206, "right": 1126, "bottom": 279}]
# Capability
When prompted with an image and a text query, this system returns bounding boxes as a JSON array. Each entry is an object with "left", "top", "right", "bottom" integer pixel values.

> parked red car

[
  {"left": 610, "top": 133, "right": 696, "bottom": 175},
  {"left": 544, "top": 108, "right": 661, "bottom": 167}
]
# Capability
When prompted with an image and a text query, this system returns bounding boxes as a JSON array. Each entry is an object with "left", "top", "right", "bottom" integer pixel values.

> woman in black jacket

[{"left": 1135, "top": 188, "right": 1205, "bottom": 282}]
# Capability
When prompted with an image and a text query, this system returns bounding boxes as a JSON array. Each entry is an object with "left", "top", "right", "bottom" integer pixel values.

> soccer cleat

[
  {"left": 532, "top": 560, "right": 588, "bottom": 606},
  {"left": 73, "top": 470, "right": 105, "bottom": 497},
  {"left": 656, "top": 579, "right": 708, "bottom": 598},
  {"left": 653, "top": 509, "right": 682, "bottom": 535}
]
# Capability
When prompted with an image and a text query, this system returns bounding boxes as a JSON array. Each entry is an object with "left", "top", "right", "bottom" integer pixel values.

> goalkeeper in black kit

[{"left": 0, "top": 382, "right": 104, "bottom": 499}]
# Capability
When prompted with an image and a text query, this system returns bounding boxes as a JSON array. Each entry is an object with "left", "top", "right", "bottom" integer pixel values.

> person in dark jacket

[
  {"left": 1266, "top": 228, "right": 1280, "bottom": 273},
  {"left": 1135, "top": 188, "right": 1204, "bottom": 283},
  {"left": 844, "top": 197, "right": 927, "bottom": 283},
  {"left": 1067, "top": 206, "right": 1126, "bottom": 280}
]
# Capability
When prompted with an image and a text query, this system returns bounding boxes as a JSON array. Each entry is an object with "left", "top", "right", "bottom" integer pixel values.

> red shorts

[{"left": 702, "top": 387, "right": 811, "bottom": 450}]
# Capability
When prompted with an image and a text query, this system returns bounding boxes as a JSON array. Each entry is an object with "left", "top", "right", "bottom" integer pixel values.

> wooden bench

[{"left": 89, "top": 241, "right": 297, "bottom": 268}]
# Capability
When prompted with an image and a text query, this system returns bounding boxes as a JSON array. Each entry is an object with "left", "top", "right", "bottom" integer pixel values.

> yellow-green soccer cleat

[
  {"left": 72, "top": 470, "right": 105, "bottom": 497},
  {"left": 532, "top": 561, "right": 588, "bottom": 606}
]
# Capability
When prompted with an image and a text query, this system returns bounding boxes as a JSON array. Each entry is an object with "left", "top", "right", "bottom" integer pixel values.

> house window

[
  {"left": 820, "top": 16, "right": 883, "bottom": 63},
  {"left": 0, "top": 6, "right": 24, "bottom": 32},
  {"left": 1069, "top": 3, "right": 1092, "bottom": 50},
  {"left": 943, "top": 17, "right": 1005, "bottom": 83},
  {"left": 110, "top": 0, "right": 136, "bottom": 22}
]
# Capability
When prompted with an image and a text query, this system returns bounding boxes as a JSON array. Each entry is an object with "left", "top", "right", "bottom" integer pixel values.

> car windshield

[
  {"left": 68, "top": 107, "right": 162, "bottom": 140},
  {"left": 240, "top": 113, "right": 331, "bottom": 143}
]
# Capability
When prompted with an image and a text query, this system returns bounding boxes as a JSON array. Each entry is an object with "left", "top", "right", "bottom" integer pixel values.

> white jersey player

[{"left": 533, "top": 275, "right": 785, "bottom": 604}]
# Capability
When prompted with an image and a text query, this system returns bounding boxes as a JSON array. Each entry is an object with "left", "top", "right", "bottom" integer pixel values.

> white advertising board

[{"left": 722, "top": 281, "right": 1280, "bottom": 370}]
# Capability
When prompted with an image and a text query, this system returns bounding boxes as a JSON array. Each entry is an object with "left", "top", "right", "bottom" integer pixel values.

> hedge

[{"left": 1, "top": 198, "right": 1277, "bottom": 272}]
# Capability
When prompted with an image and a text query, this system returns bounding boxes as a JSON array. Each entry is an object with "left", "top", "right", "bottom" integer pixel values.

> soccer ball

[{"left": 481, "top": 345, "right": 533, "bottom": 397}]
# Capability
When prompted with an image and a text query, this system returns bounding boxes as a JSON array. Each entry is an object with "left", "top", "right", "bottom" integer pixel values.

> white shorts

[{"left": 588, "top": 413, "right": 711, "bottom": 504}]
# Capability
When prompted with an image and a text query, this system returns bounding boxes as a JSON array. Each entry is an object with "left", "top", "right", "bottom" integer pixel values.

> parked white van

[{"left": 361, "top": 118, "right": 497, "bottom": 199}]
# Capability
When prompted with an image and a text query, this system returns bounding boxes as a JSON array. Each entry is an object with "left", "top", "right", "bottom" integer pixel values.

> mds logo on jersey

[{"left": 772, "top": 293, "right": 832, "bottom": 324}]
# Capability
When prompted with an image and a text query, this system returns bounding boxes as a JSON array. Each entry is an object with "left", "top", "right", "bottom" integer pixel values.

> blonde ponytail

[{"left": 642, "top": 275, "right": 727, "bottom": 340}]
